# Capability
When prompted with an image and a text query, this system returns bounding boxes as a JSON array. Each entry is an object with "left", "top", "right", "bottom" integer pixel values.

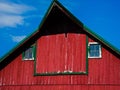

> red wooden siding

[
  {"left": 67, "top": 33, "right": 86, "bottom": 72},
  {"left": 88, "top": 38, "right": 120, "bottom": 84},
  {"left": 0, "top": 36, "right": 120, "bottom": 90},
  {"left": 36, "top": 33, "right": 86, "bottom": 74},
  {"left": 1, "top": 1, "right": 120, "bottom": 89},
  {"left": 1, "top": 85, "right": 120, "bottom": 90}
]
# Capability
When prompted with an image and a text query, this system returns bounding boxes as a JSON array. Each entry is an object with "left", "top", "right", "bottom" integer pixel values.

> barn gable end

[
  {"left": 0, "top": 0, "right": 119, "bottom": 66},
  {"left": 0, "top": 0, "right": 120, "bottom": 90},
  {"left": 34, "top": 1, "right": 88, "bottom": 75}
]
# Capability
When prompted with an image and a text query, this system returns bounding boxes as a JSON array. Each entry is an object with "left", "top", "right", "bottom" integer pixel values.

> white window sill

[
  {"left": 23, "top": 58, "right": 34, "bottom": 60},
  {"left": 88, "top": 56, "right": 102, "bottom": 59}
]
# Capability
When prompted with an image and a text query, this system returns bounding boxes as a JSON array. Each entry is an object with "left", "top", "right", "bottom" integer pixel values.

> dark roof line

[
  {"left": 0, "top": 0, "right": 120, "bottom": 62},
  {"left": 53, "top": 0, "right": 120, "bottom": 55}
]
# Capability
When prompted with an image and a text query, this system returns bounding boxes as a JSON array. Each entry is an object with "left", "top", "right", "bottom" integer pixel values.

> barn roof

[{"left": 0, "top": 0, "right": 120, "bottom": 64}]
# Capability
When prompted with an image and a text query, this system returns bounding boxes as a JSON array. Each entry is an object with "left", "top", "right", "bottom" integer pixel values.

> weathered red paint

[
  {"left": 1, "top": 85, "right": 120, "bottom": 90},
  {"left": 36, "top": 33, "right": 86, "bottom": 74},
  {"left": 0, "top": 36, "right": 120, "bottom": 90},
  {"left": 88, "top": 38, "right": 120, "bottom": 84},
  {"left": 0, "top": 1, "right": 120, "bottom": 89}
]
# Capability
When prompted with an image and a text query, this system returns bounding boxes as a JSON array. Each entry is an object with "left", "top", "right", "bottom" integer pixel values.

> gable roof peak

[{"left": 0, "top": 0, "right": 120, "bottom": 64}]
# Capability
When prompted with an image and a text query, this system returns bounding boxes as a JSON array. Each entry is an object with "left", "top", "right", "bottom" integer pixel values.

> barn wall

[
  {"left": 1, "top": 85, "right": 120, "bottom": 90},
  {"left": 88, "top": 38, "right": 120, "bottom": 84},
  {"left": 35, "top": 2, "right": 88, "bottom": 75},
  {"left": 36, "top": 33, "right": 87, "bottom": 75},
  {"left": 1, "top": 1, "right": 120, "bottom": 89},
  {"left": 0, "top": 36, "right": 120, "bottom": 90}
]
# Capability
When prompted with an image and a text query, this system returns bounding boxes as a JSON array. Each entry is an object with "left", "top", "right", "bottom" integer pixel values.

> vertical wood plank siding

[
  {"left": 1, "top": 85, "right": 120, "bottom": 90},
  {"left": 88, "top": 38, "right": 120, "bottom": 84},
  {"left": 0, "top": 36, "right": 120, "bottom": 90},
  {"left": 1, "top": 1, "right": 120, "bottom": 89},
  {"left": 36, "top": 33, "right": 86, "bottom": 74}
]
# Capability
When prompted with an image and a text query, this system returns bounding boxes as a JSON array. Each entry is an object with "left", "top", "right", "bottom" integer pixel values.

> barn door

[
  {"left": 36, "top": 33, "right": 87, "bottom": 75},
  {"left": 67, "top": 33, "right": 86, "bottom": 72}
]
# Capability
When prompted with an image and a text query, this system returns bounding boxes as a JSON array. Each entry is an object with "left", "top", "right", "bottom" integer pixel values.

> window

[
  {"left": 22, "top": 45, "right": 35, "bottom": 60},
  {"left": 88, "top": 42, "right": 102, "bottom": 58}
]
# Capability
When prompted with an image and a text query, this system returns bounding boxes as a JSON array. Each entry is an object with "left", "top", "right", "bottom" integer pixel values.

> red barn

[{"left": 0, "top": 0, "right": 120, "bottom": 90}]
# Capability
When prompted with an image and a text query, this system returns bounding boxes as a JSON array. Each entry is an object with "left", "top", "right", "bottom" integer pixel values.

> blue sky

[{"left": 0, "top": 0, "right": 120, "bottom": 58}]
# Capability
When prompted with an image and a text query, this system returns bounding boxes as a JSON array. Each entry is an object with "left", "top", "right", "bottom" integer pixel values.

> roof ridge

[{"left": 0, "top": 0, "right": 120, "bottom": 62}]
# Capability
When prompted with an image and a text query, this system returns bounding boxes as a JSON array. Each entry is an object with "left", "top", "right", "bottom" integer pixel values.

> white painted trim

[
  {"left": 23, "top": 48, "right": 35, "bottom": 61},
  {"left": 23, "top": 58, "right": 34, "bottom": 60},
  {"left": 23, "top": 53, "right": 34, "bottom": 60},
  {"left": 88, "top": 42, "right": 99, "bottom": 46}
]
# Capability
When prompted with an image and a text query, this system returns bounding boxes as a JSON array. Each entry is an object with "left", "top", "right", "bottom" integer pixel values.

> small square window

[
  {"left": 88, "top": 42, "right": 102, "bottom": 58},
  {"left": 22, "top": 45, "right": 35, "bottom": 60}
]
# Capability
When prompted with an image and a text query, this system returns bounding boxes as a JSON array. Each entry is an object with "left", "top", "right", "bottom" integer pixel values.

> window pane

[
  {"left": 95, "top": 45, "right": 99, "bottom": 50},
  {"left": 89, "top": 44, "right": 95, "bottom": 57},
  {"left": 89, "top": 44, "right": 100, "bottom": 57},
  {"left": 28, "top": 48, "right": 33, "bottom": 58},
  {"left": 24, "top": 47, "right": 33, "bottom": 59},
  {"left": 94, "top": 44, "right": 99, "bottom": 57},
  {"left": 24, "top": 49, "right": 29, "bottom": 59}
]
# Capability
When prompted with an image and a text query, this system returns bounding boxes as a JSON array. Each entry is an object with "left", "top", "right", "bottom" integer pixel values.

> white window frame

[
  {"left": 23, "top": 46, "right": 34, "bottom": 60},
  {"left": 88, "top": 42, "right": 102, "bottom": 58}
]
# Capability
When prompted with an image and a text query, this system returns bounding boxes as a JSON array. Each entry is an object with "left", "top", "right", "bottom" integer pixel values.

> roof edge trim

[
  {"left": 0, "top": 0, "right": 56, "bottom": 62},
  {"left": 0, "top": 0, "right": 120, "bottom": 62},
  {"left": 84, "top": 26, "right": 120, "bottom": 55}
]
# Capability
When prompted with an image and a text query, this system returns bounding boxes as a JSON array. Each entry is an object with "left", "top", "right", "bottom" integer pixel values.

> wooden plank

[
  {"left": 0, "top": 34, "right": 120, "bottom": 87},
  {"left": 1, "top": 85, "right": 120, "bottom": 90}
]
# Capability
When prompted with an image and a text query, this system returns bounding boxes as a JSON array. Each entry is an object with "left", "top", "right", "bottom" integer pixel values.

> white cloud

[
  {"left": 0, "top": 1, "right": 36, "bottom": 28},
  {"left": 0, "top": 14, "right": 24, "bottom": 28},
  {"left": 11, "top": 35, "right": 26, "bottom": 42},
  {"left": 0, "top": 2, "right": 35, "bottom": 15}
]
